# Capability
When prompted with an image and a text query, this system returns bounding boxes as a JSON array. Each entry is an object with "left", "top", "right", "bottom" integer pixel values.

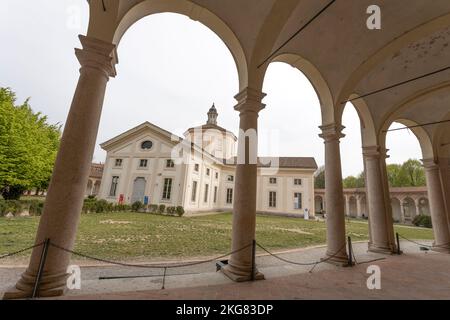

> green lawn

[{"left": 0, "top": 212, "right": 434, "bottom": 261}]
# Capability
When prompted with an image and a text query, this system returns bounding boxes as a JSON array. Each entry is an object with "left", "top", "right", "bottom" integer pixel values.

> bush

[
  {"left": 166, "top": 206, "right": 176, "bottom": 215},
  {"left": 158, "top": 204, "right": 166, "bottom": 214},
  {"left": 0, "top": 199, "right": 46, "bottom": 217},
  {"left": 176, "top": 206, "right": 185, "bottom": 217},
  {"left": 132, "top": 201, "right": 144, "bottom": 212},
  {"left": 412, "top": 214, "right": 432, "bottom": 228},
  {"left": 28, "top": 200, "right": 44, "bottom": 216},
  {"left": 148, "top": 204, "right": 158, "bottom": 213}
]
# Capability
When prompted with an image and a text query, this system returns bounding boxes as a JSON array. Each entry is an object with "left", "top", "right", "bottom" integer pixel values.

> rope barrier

[
  {"left": 397, "top": 234, "right": 450, "bottom": 249},
  {"left": 49, "top": 241, "right": 253, "bottom": 269},
  {"left": 256, "top": 241, "right": 348, "bottom": 267},
  {"left": 0, "top": 241, "right": 45, "bottom": 260}
]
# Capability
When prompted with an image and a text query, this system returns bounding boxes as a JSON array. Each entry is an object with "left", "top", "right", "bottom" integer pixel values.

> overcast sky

[{"left": 0, "top": 0, "right": 423, "bottom": 177}]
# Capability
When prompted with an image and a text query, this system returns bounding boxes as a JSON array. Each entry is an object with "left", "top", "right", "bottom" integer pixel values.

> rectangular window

[
  {"left": 226, "top": 188, "right": 233, "bottom": 204},
  {"left": 215, "top": 172, "right": 219, "bottom": 179},
  {"left": 204, "top": 184, "right": 209, "bottom": 203},
  {"left": 269, "top": 177, "right": 277, "bottom": 184},
  {"left": 294, "top": 193, "right": 302, "bottom": 209},
  {"left": 269, "top": 191, "right": 277, "bottom": 208},
  {"left": 206, "top": 168, "right": 210, "bottom": 176},
  {"left": 213, "top": 186, "right": 218, "bottom": 203},
  {"left": 166, "top": 159, "right": 175, "bottom": 168},
  {"left": 115, "top": 159, "right": 123, "bottom": 167},
  {"left": 191, "top": 181, "right": 198, "bottom": 202},
  {"left": 139, "top": 159, "right": 148, "bottom": 168},
  {"left": 109, "top": 176, "right": 119, "bottom": 196},
  {"left": 162, "top": 178, "right": 173, "bottom": 200},
  {"left": 194, "top": 164, "right": 199, "bottom": 172},
  {"left": 227, "top": 175, "right": 234, "bottom": 182},
  {"left": 294, "top": 178, "right": 302, "bottom": 186}
]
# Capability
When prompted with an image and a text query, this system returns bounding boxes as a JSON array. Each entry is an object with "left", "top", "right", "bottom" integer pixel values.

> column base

[
  {"left": 368, "top": 243, "right": 397, "bottom": 255},
  {"left": 431, "top": 243, "right": 450, "bottom": 254},
  {"left": 321, "top": 251, "right": 349, "bottom": 267},
  {"left": 2, "top": 270, "right": 68, "bottom": 300},
  {"left": 221, "top": 264, "right": 265, "bottom": 282}
]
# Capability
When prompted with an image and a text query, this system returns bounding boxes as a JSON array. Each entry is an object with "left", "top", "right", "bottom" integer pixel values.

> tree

[
  {"left": 386, "top": 164, "right": 402, "bottom": 187},
  {"left": 342, "top": 159, "right": 426, "bottom": 189},
  {"left": 343, "top": 173, "right": 365, "bottom": 188},
  {"left": 0, "top": 88, "right": 60, "bottom": 200},
  {"left": 399, "top": 159, "right": 426, "bottom": 187},
  {"left": 387, "top": 160, "right": 425, "bottom": 187},
  {"left": 314, "top": 166, "right": 325, "bottom": 189}
]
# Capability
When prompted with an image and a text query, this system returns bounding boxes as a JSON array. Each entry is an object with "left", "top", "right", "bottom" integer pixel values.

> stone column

[
  {"left": 423, "top": 159, "right": 450, "bottom": 253},
  {"left": 414, "top": 199, "right": 420, "bottom": 218},
  {"left": 345, "top": 195, "right": 350, "bottom": 216},
  {"left": 356, "top": 196, "right": 362, "bottom": 218},
  {"left": 3, "top": 35, "right": 117, "bottom": 299},
  {"left": 400, "top": 201, "right": 406, "bottom": 223},
  {"left": 319, "top": 124, "right": 348, "bottom": 264},
  {"left": 363, "top": 146, "right": 396, "bottom": 254},
  {"left": 223, "top": 88, "right": 266, "bottom": 281}
]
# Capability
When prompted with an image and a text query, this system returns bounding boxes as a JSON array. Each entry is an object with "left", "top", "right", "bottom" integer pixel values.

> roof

[
  {"left": 100, "top": 121, "right": 183, "bottom": 150},
  {"left": 185, "top": 124, "right": 237, "bottom": 140},
  {"left": 224, "top": 157, "right": 318, "bottom": 169}
]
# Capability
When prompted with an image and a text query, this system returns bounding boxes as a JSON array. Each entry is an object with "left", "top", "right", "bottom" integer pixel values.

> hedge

[
  {"left": 1, "top": 198, "right": 184, "bottom": 217},
  {"left": 130, "top": 202, "right": 185, "bottom": 217},
  {"left": 412, "top": 214, "right": 432, "bottom": 228},
  {"left": 0, "top": 199, "right": 44, "bottom": 217}
]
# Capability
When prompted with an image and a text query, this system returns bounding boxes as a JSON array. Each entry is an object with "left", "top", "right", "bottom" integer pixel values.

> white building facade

[{"left": 98, "top": 105, "right": 317, "bottom": 216}]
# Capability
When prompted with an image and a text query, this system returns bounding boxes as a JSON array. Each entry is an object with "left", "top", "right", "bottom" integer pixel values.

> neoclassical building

[
  {"left": 98, "top": 105, "right": 317, "bottom": 215},
  {"left": 6, "top": 1, "right": 450, "bottom": 299}
]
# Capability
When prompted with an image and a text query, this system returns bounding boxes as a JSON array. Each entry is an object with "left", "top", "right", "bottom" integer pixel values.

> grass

[{"left": 0, "top": 212, "right": 434, "bottom": 261}]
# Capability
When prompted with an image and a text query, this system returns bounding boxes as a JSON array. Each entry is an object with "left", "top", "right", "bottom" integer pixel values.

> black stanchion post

[
  {"left": 32, "top": 238, "right": 50, "bottom": 299},
  {"left": 251, "top": 240, "right": 256, "bottom": 281},
  {"left": 396, "top": 232, "right": 401, "bottom": 255},
  {"left": 161, "top": 267, "right": 167, "bottom": 290},
  {"left": 347, "top": 236, "right": 353, "bottom": 267}
]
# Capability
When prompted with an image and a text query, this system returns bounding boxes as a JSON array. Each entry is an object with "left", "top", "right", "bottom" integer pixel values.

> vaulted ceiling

[{"left": 88, "top": 0, "right": 450, "bottom": 158}]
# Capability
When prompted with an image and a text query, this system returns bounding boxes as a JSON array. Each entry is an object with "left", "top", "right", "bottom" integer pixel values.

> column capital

[
  {"left": 422, "top": 158, "right": 439, "bottom": 170},
  {"left": 363, "top": 146, "right": 391, "bottom": 159},
  {"left": 234, "top": 87, "right": 266, "bottom": 114},
  {"left": 319, "top": 123, "right": 345, "bottom": 142},
  {"left": 75, "top": 35, "right": 118, "bottom": 78}
]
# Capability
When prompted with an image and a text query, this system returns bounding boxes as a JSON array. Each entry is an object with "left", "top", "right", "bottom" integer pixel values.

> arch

[
  {"left": 271, "top": 53, "right": 335, "bottom": 125},
  {"left": 93, "top": 180, "right": 102, "bottom": 196},
  {"left": 87, "top": 0, "right": 248, "bottom": 90},
  {"left": 380, "top": 82, "right": 450, "bottom": 141},
  {"left": 359, "top": 195, "right": 367, "bottom": 219},
  {"left": 86, "top": 179, "right": 93, "bottom": 196},
  {"left": 433, "top": 106, "right": 450, "bottom": 155},
  {"left": 314, "top": 195, "right": 324, "bottom": 214},
  {"left": 339, "top": 96, "right": 377, "bottom": 147},
  {"left": 348, "top": 196, "right": 357, "bottom": 218},
  {"left": 378, "top": 82, "right": 450, "bottom": 160},
  {"left": 380, "top": 118, "right": 434, "bottom": 160},
  {"left": 337, "top": 12, "right": 450, "bottom": 106},
  {"left": 418, "top": 197, "right": 430, "bottom": 216},
  {"left": 402, "top": 197, "right": 417, "bottom": 221},
  {"left": 391, "top": 198, "right": 402, "bottom": 222}
]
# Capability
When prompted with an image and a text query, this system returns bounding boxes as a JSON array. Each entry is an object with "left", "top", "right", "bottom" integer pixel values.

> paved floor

[{"left": 3, "top": 240, "right": 449, "bottom": 300}]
